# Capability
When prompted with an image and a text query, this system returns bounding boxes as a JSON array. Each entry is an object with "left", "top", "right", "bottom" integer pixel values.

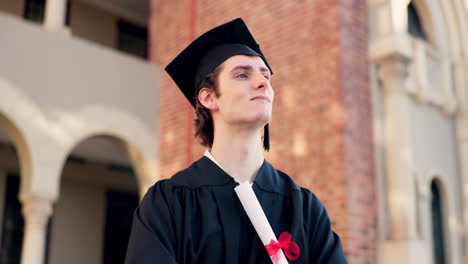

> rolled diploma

[{"left": 234, "top": 182, "right": 288, "bottom": 264}]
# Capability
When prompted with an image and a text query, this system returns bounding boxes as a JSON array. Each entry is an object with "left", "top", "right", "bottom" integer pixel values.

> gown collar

[
  {"left": 192, "top": 152, "right": 296, "bottom": 194},
  {"left": 203, "top": 149, "right": 254, "bottom": 185}
]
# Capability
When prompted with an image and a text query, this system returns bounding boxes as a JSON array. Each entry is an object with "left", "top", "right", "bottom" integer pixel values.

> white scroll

[{"left": 234, "top": 182, "right": 288, "bottom": 264}]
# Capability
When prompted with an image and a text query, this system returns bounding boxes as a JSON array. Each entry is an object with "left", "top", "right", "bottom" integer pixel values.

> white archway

[
  {"left": 0, "top": 77, "right": 159, "bottom": 264},
  {"left": 0, "top": 78, "right": 49, "bottom": 201},
  {"left": 0, "top": 77, "right": 158, "bottom": 200},
  {"left": 53, "top": 105, "right": 158, "bottom": 197},
  {"left": 0, "top": 77, "right": 60, "bottom": 264}
]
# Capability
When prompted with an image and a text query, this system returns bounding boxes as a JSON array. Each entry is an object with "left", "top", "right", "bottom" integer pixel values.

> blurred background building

[{"left": 0, "top": 0, "right": 467, "bottom": 264}]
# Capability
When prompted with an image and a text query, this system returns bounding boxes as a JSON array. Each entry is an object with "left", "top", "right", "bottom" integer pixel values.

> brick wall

[
  {"left": 149, "top": 0, "right": 193, "bottom": 176},
  {"left": 149, "top": 0, "right": 376, "bottom": 263},
  {"left": 339, "top": 1, "right": 376, "bottom": 262}
]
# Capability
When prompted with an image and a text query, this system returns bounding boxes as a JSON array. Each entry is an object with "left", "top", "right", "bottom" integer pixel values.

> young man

[{"left": 125, "top": 18, "right": 347, "bottom": 264}]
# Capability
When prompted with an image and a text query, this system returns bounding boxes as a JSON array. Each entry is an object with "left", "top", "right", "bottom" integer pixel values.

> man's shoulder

[
  {"left": 166, "top": 158, "right": 203, "bottom": 187},
  {"left": 258, "top": 161, "right": 302, "bottom": 194},
  {"left": 265, "top": 162, "right": 320, "bottom": 200},
  {"left": 163, "top": 156, "right": 229, "bottom": 188}
]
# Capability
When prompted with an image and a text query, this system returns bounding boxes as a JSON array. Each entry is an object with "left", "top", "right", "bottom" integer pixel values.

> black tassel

[{"left": 263, "top": 123, "right": 270, "bottom": 152}]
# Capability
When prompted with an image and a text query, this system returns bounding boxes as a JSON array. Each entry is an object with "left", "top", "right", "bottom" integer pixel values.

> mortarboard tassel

[{"left": 263, "top": 124, "right": 270, "bottom": 152}]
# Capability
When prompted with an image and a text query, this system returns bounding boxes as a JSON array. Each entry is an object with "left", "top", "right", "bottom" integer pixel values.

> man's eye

[
  {"left": 263, "top": 75, "right": 270, "bottom": 80},
  {"left": 238, "top": 73, "right": 248, "bottom": 78}
]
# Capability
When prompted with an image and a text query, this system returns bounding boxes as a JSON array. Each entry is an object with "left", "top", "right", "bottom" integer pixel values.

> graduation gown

[{"left": 125, "top": 156, "right": 347, "bottom": 264}]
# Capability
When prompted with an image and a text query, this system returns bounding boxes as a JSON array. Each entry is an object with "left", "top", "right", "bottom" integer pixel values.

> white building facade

[
  {"left": 369, "top": 0, "right": 468, "bottom": 263},
  {"left": 0, "top": 0, "right": 158, "bottom": 263}
]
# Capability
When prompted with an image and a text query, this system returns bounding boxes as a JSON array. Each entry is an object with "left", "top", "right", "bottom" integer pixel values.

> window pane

[
  {"left": 117, "top": 19, "right": 148, "bottom": 59},
  {"left": 431, "top": 181, "right": 447, "bottom": 264},
  {"left": 407, "top": 2, "right": 427, "bottom": 40},
  {"left": 23, "top": 0, "right": 71, "bottom": 26},
  {"left": 23, "top": 0, "right": 46, "bottom": 23}
]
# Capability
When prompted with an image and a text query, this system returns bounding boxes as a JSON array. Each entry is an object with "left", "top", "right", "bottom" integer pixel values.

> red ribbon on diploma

[{"left": 265, "top": 232, "right": 300, "bottom": 263}]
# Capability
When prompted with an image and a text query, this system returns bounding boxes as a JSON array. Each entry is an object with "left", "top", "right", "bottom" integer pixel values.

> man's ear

[{"left": 198, "top": 88, "right": 219, "bottom": 111}]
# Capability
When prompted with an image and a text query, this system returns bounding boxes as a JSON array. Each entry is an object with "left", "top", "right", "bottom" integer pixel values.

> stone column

[
  {"left": 456, "top": 115, "right": 468, "bottom": 264},
  {"left": 377, "top": 54, "right": 417, "bottom": 240},
  {"left": 376, "top": 54, "right": 428, "bottom": 264},
  {"left": 43, "top": 0, "right": 67, "bottom": 32},
  {"left": 20, "top": 195, "right": 53, "bottom": 264}
]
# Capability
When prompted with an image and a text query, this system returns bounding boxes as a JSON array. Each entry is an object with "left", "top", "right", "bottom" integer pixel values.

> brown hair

[{"left": 194, "top": 65, "right": 223, "bottom": 148}]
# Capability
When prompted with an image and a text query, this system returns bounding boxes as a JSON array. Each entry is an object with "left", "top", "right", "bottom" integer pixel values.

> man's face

[{"left": 213, "top": 54, "right": 274, "bottom": 127}]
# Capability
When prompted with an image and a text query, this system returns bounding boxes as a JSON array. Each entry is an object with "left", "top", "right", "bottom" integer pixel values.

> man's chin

[
  {"left": 231, "top": 120, "right": 270, "bottom": 129},
  {"left": 253, "top": 118, "right": 271, "bottom": 129},
  {"left": 228, "top": 113, "right": 271, "bottom": 127}
]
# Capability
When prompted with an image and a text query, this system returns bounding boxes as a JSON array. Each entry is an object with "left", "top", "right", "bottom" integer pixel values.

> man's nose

[{"left": 253, "top": 72, "right": 267, "bottom": 90}]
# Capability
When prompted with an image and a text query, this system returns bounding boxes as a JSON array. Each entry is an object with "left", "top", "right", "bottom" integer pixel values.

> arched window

[
  {"left": 431, "top": 180, "right": 447, "bottom": 264},
  {"left": 407, "top": 1, "right": 427, "bottom": 40}
]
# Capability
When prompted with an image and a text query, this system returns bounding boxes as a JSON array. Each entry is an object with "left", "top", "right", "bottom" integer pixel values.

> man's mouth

[{"left": 251, "top": 96, "right": 270, "bottom": 102}]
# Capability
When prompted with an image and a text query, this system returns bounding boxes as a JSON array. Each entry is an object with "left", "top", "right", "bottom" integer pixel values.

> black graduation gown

[{"left": 125, "top": 156, "right": 347, "bottom": 264}]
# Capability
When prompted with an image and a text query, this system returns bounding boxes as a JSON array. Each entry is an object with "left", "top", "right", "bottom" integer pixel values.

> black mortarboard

[{"left": 165, "top": 18, "right": 272, "bottom": 151}]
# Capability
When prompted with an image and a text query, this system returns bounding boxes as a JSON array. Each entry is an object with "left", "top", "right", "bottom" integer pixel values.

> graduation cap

[{"left": 165, "top": 18, "right": 272, "bottom": 151}]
